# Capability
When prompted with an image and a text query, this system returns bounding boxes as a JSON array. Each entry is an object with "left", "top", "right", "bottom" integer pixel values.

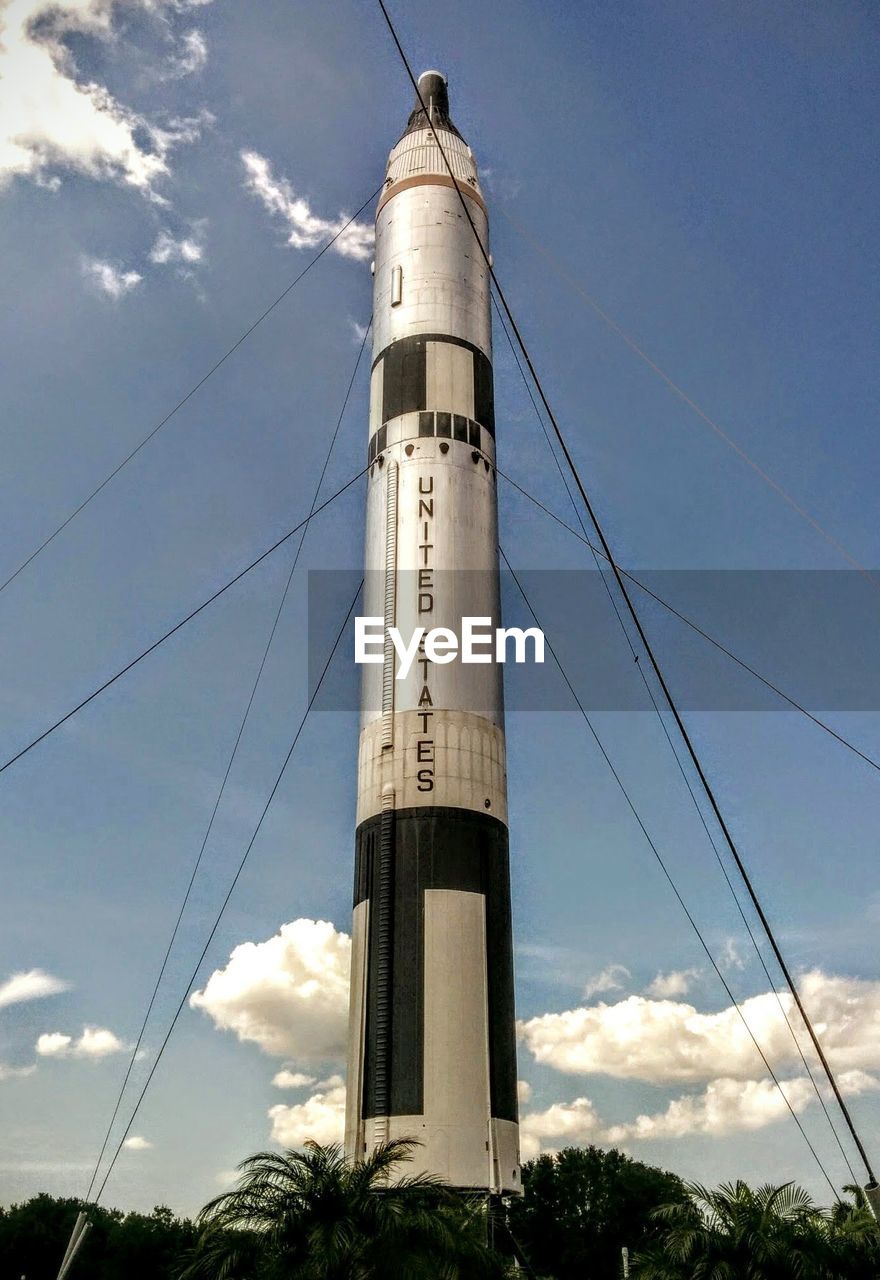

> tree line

[{"left": 2, "top": 1141, "right": 878, "bottom": 1278}]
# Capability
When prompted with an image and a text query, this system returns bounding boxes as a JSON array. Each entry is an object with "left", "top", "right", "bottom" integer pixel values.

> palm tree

[
  {"left": 826, "top": 1185, "right": 880, "bottom": 1275},
  {"left": 631, "top": 1178, "right": 876, "bottom": 1279},
  {"left": 180, "top": 1138, "right": 506, "bottom": 1280}
]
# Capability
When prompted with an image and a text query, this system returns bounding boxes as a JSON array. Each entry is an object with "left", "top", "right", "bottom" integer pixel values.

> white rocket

[{"left": 344, "top": 71, "right": 520, "bottom": 1194}]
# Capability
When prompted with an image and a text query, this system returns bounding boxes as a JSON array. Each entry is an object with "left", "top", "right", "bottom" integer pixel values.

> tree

[
  {"left": 632, "top": 1179, "right": 880, "bottom": 1279},
  {"left": 504, "top": 1146, "right": 687, "bottom": 1279},
  {"left": 181, "top": 1138, "right": 506, "bottom": 1279},
  {"left": 0, "top": 1194, "right": 196, "bottom": 1280}
]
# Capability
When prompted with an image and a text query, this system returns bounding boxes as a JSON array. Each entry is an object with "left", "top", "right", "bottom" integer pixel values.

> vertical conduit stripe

[
  {"left": 381, "top": 461, "right": 398, "bottom": 747},
  {"left": 372, "top": 788, "right": 396, "bottom": 1127}
]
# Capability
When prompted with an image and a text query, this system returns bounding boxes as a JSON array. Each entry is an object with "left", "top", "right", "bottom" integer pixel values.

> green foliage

[
  {"left": 504, "top": 1145, "right": 687, "bottom": 1279},
  {"left": 181, "top": 1138, "right": 507, "bottom": 1279},
  {"left": 4, "top": 1150, "right": 878, "bottom": 1280},
  {"left": 632, "top": 1179, "right": 880, "bottom": 1279},
  {"left": 0, "top": 1193, "right": 196, "bottom": 1280}
]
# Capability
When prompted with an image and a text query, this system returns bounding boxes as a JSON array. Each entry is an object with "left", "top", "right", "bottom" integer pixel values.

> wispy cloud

[
  {"left": 479, "top": 165, "right": 522, "bottom": 201},
  {"left": 149, "top": 229, "right": 205, "bottom": 266},
  {"left": 122, "top": 1135, "right": 153, "bottom": 1151},
  {"left": 0, "top": 1062, "right": 37, "bottom": 1082},
  {"left": 241, "top": 151, "right": 374, "bottom": 261},
  {"left": 645, "top": 969, "right": 700, "bottom": 998},
  {"left": 0, "top": 968, "right": 69, "bottom": 1009},
  {"left": 148, "top": 224, "right": 207, "bottom": 287},
  {"left": 163, "top": 29, "right": 208, "bottom": 79},
  {"left": 0, "top": 0, "right": 214, "bottom": 199},
  {"left": 583, "top": 963, "right": 630, "bottom": 1000},
  {"left": 81, "top": 257, "right": 142, "bottom": 300},
  {"left": 272, "top": 1070, "right": 317, "bottom": 1090}
]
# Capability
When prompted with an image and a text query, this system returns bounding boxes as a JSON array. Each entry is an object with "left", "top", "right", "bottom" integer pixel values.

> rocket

[{"left": 344, "top": 71, "right": 520, "bottom": 1194}]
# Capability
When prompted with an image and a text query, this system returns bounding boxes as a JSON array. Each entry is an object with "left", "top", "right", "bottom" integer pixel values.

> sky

[{"left": 1, "top": 0, "right": 879, "bottom": 1219}]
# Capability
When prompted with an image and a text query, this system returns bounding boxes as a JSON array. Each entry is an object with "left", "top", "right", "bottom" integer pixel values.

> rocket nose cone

[
  {"left": 416, "top": 69, "right": 449, "bottom": 116},
  {"left": 401, "top": 69, "right": 461, "bottom": 140}
]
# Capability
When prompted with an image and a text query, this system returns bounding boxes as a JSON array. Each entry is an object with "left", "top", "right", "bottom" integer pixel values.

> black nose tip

[{"left": 416, "top": 70, "right": 449, "bottom": 115}]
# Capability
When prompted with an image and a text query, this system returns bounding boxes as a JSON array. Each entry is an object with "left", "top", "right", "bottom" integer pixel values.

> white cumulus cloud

[
  {"left": 519, "top": 1069, "right": 880, "bottom": 1159},
  {"left": 520, "top": 1096, "right": 602, "bottom": 1161},
  {"left": 0, "top": 968, "right": 69, "bottom": 1009},
  {"left": 0, "top": 0, "right": 212, "bottom": 197},
  {"left": 269, "top": 1079, "right": 346, "bottom": 1149},
  {"left": 190, "top": 919, "right": 351, "bottom": 1064},
  {"left": 519, "top": 971, "right": 880, "bottom": 1085},
  {"left": 81, "top": 256, "right": 142, "bottom": 299},
  {"left": 605, "top": 1069, "right": 880, "bottom": 1143},
  {"left": 36, "top": 1026, "right": 128, "bottom": 1059},
  {"left": 241, "top": 150, "right": 374, "bottom": 262}
]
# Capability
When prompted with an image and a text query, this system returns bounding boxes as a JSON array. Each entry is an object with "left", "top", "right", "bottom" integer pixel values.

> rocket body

[{"left": 345, "top": 73, "right": 520, "bottom": 1194}]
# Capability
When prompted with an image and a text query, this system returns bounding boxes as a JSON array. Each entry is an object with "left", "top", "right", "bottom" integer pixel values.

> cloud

[
  {"left": 123, "top": 1135, "right": 153, "bottom": 1151},
  {"left": 164, "top": 29, "right": 207, "bottom": 78},
  {"left": 36, "top": 1026, "right": 128, "bottom": 1059},
  {"left": 583, "top": 964, "right": 630, "bottom": 1000},
  {"left": 0, "top": 1062, "right": 37, "bottom": 1081},
  {"left": 36, "top": 1033, "right": 72, "bottom": 1057},
  {"left": 190, "top": 919, "right": 351, "bottom": 1064},
  {"left": 0, "top": 968, "right": 69, "bottom": 1009},
  {"left": 348, "top": 317, "right": 369, "bottom": 344},
  {"left": 520, "top": 1097, "right": 602, "bottom": 1161},
  {"left": 81, "top": 256, "right": 142, "bottom": 299},
  {"left": 268, "top": 1079, "right": 347, "bottom": 1149},
  {"left": 479, "top": 166, "right": 523, "bottom": 202},
  {"left": 519, "top": 971, "right": 880, "bottom": 1084},
  {"left": 241, "top": 151, "right": 374, "bottom": 262},
  {"left": 519, "top": 1069, "right": 880, "bottom": 1159},
  {"left": 272, "top": 1070, "right": 317, "bottom": 1090},
  {"left": 517, "top": 1079, "right": 533, "bottom": 1104},
  {"left": 721, "top": 937, "right": 745, "bottom": 971},
  {"left": 0, "top": 0, "right": 212, "bottom": 197},
  {"left": 605, "top": 1070, "right": 880, "bottom": 1143},
  {"left": 646, "top": 969, "right": 699, "bottom": 999},
  {"left": 149, "top": 228, "right": 204, "bottom": 266}
]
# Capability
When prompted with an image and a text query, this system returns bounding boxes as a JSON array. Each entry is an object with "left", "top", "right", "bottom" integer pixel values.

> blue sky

[{"left": 1, "top": 0, "right": 879, "bottom": 1216}]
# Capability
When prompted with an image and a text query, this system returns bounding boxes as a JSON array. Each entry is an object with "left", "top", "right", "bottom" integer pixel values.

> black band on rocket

[
  {"left": 371, "top": 334, "right": 495, "bottom": 437},
  {"left": 355, "top": 805, "right": 518, "bottom": 1125}
]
